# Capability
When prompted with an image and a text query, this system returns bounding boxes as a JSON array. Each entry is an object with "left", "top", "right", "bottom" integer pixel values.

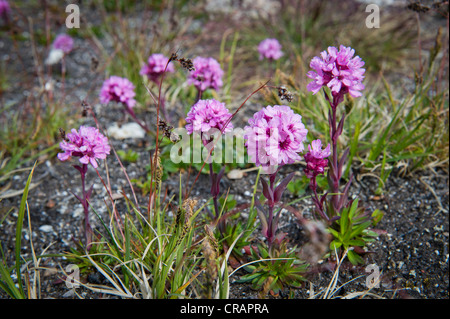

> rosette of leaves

[
  {"left": 238, "top": 242, "right": 308, "bottom": 296},
  {"left": 327, "top": 198, "right": 381, "bottom": 265}
]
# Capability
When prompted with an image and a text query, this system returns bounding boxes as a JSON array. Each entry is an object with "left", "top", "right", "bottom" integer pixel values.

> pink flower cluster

[
  {"left": 244, "top": 105, "right": 308, "bottom": 170},
  {"left": 100, "top": 76, "right": 136, "bottom": 109},
  {"left": 187, "top": 57, "right": 223, "bottom": 92},
  {"left": 140, "top": 53, "right": 175, "bottom": 82},
  {"left": 185, "top": 99, "right": 233, "bottom": 137},
  {"left": 307, "top": 45, "right": 365, "bottom": 99},
  {"left": 258, "top": 38, "right": 283, "bottom": 61},
  {"left": 304, "top": 139, "right": 331, "bottom": 179},
  {"left": 0, "top": 0, "right": 10, "bottom": 19},
  {"left": 52, "top": 34, "right": 74, "bottom": 54},
  {"left": 58, "top": 126, "right": 111, "bottom": 168}
]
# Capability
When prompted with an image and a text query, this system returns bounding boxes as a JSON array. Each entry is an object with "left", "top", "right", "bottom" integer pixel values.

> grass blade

[
  {"left": 14, "top": 161, "right": 38, "bottom": 298},
  {"left": 0, "top": 262, "right": 23, "bottom": 299}
]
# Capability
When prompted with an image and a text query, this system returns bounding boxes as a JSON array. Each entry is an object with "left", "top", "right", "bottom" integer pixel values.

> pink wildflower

[
  {"left": 187, "top": 57, "right": 224, "bottom": 92},
  {"left": 99, "top": 76, "right": 136, "bottom": 109},
  {"left": 244, "top": 105, "right": 308, "bottom": 169},
  {"left": 0, "top": 0, "right": 10, "bottom": 19},
  {"left": 304, "top": 139, "right": 331, "bottom": 178},
  {"left": 185, "top": 99, "right": 233, "bottom": 137},
  {"left": 140, "top": 53, "right": 175, "bottom": 82},
  {"left": 258, "top": 38, "right": 283, "bottom": 61},
  {"left": 52, "top": 34, "right": 74, "bottom": 54},
  {"left": 58, "top": 126, "right": 111, "bottom": 168},
  {"left": 307, "top": 45, "right": 365, "bottom": 99}
]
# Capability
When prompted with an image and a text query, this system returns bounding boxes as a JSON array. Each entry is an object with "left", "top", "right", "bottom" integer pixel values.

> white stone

[
  {"left": 45, "top": 49, "right": 64, "bottom": 65},
  {"left": 107, "top": 122, "right": 146, "bottom": 140},
  {"left": 39, "top": 225, "right": 54, "bottom": 233}
]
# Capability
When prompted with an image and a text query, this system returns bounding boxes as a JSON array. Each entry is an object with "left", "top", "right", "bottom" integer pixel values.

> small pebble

[{"left": 39, "top": 225, "right": 54, "bottom": 233}]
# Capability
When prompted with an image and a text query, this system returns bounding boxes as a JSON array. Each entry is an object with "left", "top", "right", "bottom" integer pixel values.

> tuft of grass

[
  {"left": 64, "top": 163, "right": 209, "bottom": 298},
  {"left": 0, "top": 162, "right": 37, "bottom": 299},
  {"left": 0, "top": 97, "right": 72, "bottom": 177},
  {"left": 292, "top": 41, "right": 448, "bottom": 192}
]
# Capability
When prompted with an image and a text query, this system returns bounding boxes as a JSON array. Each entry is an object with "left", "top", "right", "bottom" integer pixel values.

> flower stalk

[
  {"left": 72, "top": 163, "right": 94, "bottom": 250},
  {"left": 185, "top": 99, "right": 233, "bottom": 220},
  {"left": 57, "top": 126, "right": 111, "bottom": 250},
  {"left": 327, "top": 92, "right": 351, "bottom": 216},
  {"left": 306, "top": 45, "right": 365, "bottom": 221},
  {"left": 258, "top": 171, "right": 294, "bottom": 252},
  {"left": 244, "top": 104, "right": 307, "bottom": 253}
]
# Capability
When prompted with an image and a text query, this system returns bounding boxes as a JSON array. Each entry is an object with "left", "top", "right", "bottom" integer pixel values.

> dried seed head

[
  {"left": 278, "top": 85, "right": 287, "bottom": 94},
  {"left": 178, "top": 57, "right": 195, "bottom": 71},
  {"left": 182, "top": 198, "right": 197, "bottom": 218},
  {"left": 201, "top": 224, "right": 219, "bottom": 299},
  {"left": 90, "top": 56, "right": 99, "bottom": 72},
  {"left": 81, "top": 100, "right": 91, "bottom": 117},
  {"left": 169, "top": 131, "right": 180, "bottom": 143},
  {"left": 204, "top": 224, "right": 219, "bottom": 254},
  {"left": 59, "top": 128, "right": 67, "bottom": 141},
  {"left": 175, "top": 206, "right": 183, "bottom": 227},
  {"left": 202, "top": 240, "right": 217, "bottom": 273},
  {"left": 407, "top": 2, "right": 430, "bottom": 13},
  {"left": 158, "top": 119, "right": 172, "bottom": 131},
  {"left": 175, "top": 216, "right": 190, "bottom": 247},
  {"left": 175, "top": 198, "right": 197, "bottom": 226},
  {"left": 175, "top": 198, "right": 198, "bottom": 247},
  {"left": 152, "top": 149, "right": 163, "bottom": 187},
  {"left": 170, "top": 51, "right": 178, "bottom": 62},
  {"left": 201, "top": 238, "right": 218, "bottom": 299},
  {"left": 278, "top": 85, "right": 294, "bottom": 102},
  {"left": 169, "top": 49, "right": 195, "bottom": 71},
  {"left": 158, "top": 119, "right": 180, "bottom": 143}
]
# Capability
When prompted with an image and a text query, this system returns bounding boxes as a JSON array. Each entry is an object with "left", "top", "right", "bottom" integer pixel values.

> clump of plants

[
  {"left": 3, "top": 42, "right": 381, "bottom": 299},
  {"left": 2, "top": 1, "right": 447, "bottom": 300}
]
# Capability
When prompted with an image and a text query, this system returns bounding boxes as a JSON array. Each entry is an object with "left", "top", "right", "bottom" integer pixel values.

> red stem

[{"left": 328, "top": 94, "right": 344, "bottom": 214}]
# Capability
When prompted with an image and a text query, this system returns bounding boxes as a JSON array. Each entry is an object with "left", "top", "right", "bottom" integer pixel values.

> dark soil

[{"left": 0, "top": 1, "right": 448, "bottom": 300}]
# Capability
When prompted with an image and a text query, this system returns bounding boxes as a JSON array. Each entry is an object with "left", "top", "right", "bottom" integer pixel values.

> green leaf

[
  {"left": 330, "top": 240, "right": 342, "bottom": 250},
  {"left": 371, "top": 209, "right": 384, "bottom": 226},
  {"left": 347, "top": 198, "right": 359, "bottom": 220},
  {"left": 349, "top": 221, "right": 372, "bottom": 239},
  {"left": 347, "top": 249, "right": 364, "bottom": 265},
  {"left": 244, "top": 266, "right": 258, "bottom": 275},
  {"left": 339, "top": 207, "right": 349, "bottom": 235},
  {"left": 327, "top": 227, "right": 340, "bottom": 239},
  {"left": 362, "top": 236, "right": 377, "bottom": 243},
  {"left": 0, "top": 261, "right": 23, "bottom": 299},
  {"left": 14, "top": 161, "right": 37, "bottom": 298},
  {"left": 219, "top": 259, "right": 229, "bottom": 299},
  {"left": 255, "top": 274, "right": 268, "bottom": 288},
  {"left": 348, "top": 239, "right": 365, "bottom": 247},
  {"left": 345, "top": 121, "right": 361, "bottom": 179}
]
